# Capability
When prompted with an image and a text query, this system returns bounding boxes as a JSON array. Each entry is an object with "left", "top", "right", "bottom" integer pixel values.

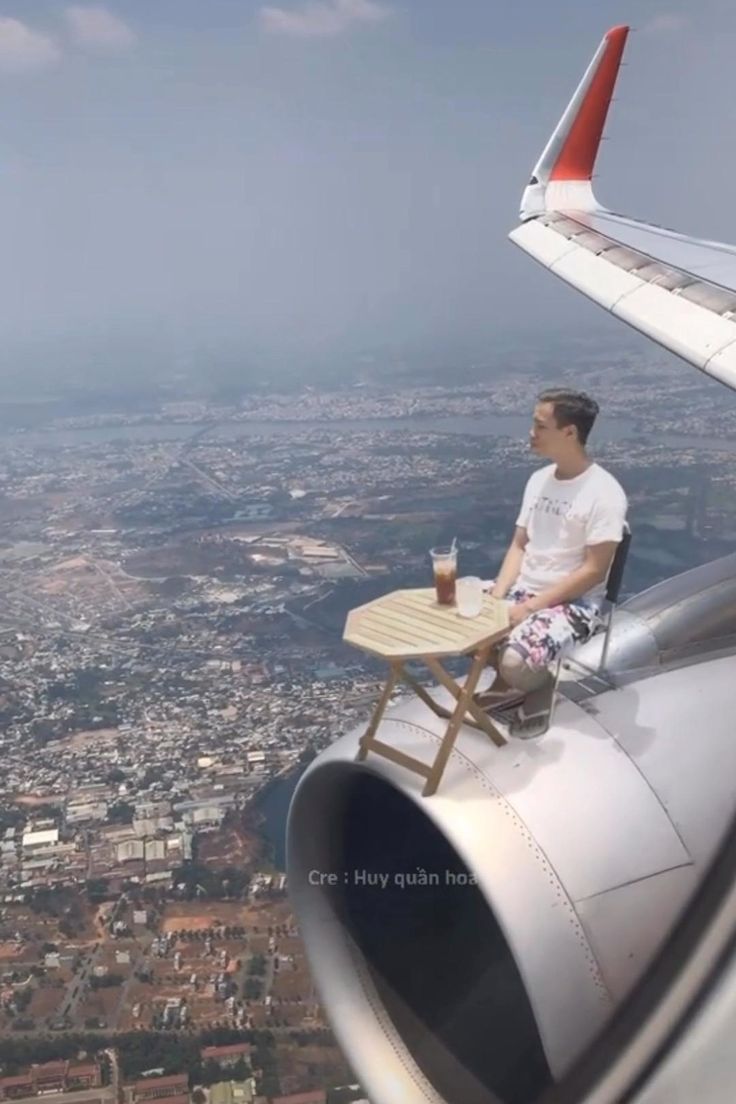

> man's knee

[{"left": 499, "top": 647, "right": 549, "bottom": 691}]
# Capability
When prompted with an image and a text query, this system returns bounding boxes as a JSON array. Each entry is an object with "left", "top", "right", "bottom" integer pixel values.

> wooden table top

[{"left": 344, "top": 587, "right": 509, "bottom": 659}]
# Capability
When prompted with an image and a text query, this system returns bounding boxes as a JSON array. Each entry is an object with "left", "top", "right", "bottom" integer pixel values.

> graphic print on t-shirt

[{"left": 532, "top": 494, "right": 572, "bottom": 519}]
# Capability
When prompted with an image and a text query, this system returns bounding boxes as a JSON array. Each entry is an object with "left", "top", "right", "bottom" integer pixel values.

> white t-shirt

[{"left": 515, "top": 462, "right": 627, "bottom": 604}]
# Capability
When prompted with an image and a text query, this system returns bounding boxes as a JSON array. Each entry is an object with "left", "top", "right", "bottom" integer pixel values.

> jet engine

[{"left": 286, "top": 555, "right": 736, "bottom": 1104}]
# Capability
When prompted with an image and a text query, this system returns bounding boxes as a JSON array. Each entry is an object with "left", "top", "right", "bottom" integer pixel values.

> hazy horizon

[{"left": 0, "top": 0, "right": 734, "bottom": 384}]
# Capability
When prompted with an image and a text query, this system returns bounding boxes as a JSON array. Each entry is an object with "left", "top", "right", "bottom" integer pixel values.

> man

[{"left": 481, "top": 388, "right": 627, "bottom": 735}]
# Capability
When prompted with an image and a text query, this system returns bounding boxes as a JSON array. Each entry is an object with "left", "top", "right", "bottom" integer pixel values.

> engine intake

[{"left": 289, "top": 766, "right": 551, "bottom": 1104}]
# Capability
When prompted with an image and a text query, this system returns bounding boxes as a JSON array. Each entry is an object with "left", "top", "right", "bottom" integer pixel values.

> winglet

[{"left": 520, "top": 25, "right": 629, "bottom": 220}]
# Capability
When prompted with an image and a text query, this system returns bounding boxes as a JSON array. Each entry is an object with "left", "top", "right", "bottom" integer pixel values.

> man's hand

[
  {"left": 482, "top": 581, "right": 507, "bottom": 600},
  {"left": 508, "top": 600, "right": 535, "bottom": 628}
]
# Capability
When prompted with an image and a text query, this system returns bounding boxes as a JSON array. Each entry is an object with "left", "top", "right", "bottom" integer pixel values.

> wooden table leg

[
  {"left": 424, "top": 651, "right": 506, "bottom": 748},
  {"left": 398, "top": 669, "right": 450, "bottom": 718},
  {"left": 356, "top": 663, "right": 399, "bottom": 761},
  {"left": 423, "top": 647, "right": 491, "bottom": 797}
]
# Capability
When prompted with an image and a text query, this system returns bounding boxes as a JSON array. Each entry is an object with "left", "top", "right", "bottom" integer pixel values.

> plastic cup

[
  {"left": 430, "top": 546, "right": 457, "bottom": 605},
  {"left": 456, "top": 576, "right": 484, "bottom": 618}
]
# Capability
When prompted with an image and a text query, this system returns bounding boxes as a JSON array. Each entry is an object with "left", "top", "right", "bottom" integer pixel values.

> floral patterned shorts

[{"left": 485, "top": 581, "right": 599, "bottom": 671}]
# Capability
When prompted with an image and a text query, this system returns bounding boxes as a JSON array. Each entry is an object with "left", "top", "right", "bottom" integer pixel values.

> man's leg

[
  {"left": 476, "top": 641, "right": 537, "bottom": 701},
  {"left": 475, "top": 583, "right": 533, "bottom": 704},
  {"left": 495, "top": 600, "right": 598, "bottom": 734},
  {"left": 498, "top": 647, "right": 551, "bottom": 696},
  {"left": 498, "top": 646, "right": 556, "bottom": 725}
]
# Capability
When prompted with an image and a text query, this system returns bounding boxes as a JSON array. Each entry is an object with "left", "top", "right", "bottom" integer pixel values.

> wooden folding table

[{"left": 344, "top": 587, "right": 510, "bottom": 796}]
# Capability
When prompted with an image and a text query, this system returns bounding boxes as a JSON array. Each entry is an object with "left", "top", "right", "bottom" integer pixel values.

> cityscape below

[{"left": 1, "top": 339, "right": 735, "bottom": 1104}]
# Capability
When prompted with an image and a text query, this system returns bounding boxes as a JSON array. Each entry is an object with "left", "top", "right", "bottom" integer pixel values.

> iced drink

[
  {"left": 457, "top": 576, "right": 483, "bottom": 617},
  {"left": 430, "top": 547, "right": 457, "bottom": 605}
]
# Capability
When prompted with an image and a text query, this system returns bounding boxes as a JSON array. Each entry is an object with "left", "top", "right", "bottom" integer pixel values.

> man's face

[{"left": 529, "top": 401, "right": 576, "bottom": 456}]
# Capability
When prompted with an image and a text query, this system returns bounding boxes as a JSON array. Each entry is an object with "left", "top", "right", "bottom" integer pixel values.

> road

[
  {"left": 179, "top": 456, "right": 236, "bottom": 501},
  {"left": 89, "top": 559, "right": 134, "bottom": 611},
  {"left": 107, "top": 945, "right": 146, "bottom": 1030},
  {"left": 328, "top": 501, "right": 356, "bottom": 518},
  {"left": 59, "top": 942, "right": 104, "bottom": 1025}
]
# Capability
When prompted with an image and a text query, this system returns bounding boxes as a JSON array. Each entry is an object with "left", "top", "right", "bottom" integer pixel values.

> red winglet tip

[{"left": 549, "top": 25, "right": 629, "bottom": 182}]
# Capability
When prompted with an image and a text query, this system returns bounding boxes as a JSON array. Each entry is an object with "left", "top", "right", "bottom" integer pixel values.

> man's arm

[
  {"left": 490, "top": 526, "right": 528, "bottom": 599},
  {"left": 523, "top": 541, "right": 618, "bottom": 613}
]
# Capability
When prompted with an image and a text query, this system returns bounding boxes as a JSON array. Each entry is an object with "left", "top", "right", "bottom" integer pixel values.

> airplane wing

[{"left": 509, "top": 24, "right": 736, "bottom": 394}]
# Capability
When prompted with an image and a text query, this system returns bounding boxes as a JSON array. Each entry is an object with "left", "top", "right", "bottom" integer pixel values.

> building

[
  {"left": 117, "top": 838, "right": 145, "bottom": 863},
  {"left": 21, "top": 828, "right": 59, "bottom": 852},
  {"left": 0, "top": 1075, "right": 34, "bottom": 1100},
  {"left": 128, "top": 1075, "right": 189, "bottom": 1103},
  {"left": 133, "top": 817, "right": 173, "bottom": 837},
  {"left": 144, "top": 839, "right": 166, "bottom": 863},
  {"left": 0, "top": 1062, "right": 103, "bottom": 1100},
  {"left": 175, "top": 803, "right": 228, "bottom": 830},
  {"left": 135, "top": 800, "right": 173, "bottom": 820},
  {"left": 66, "top": 801, "right": 108, "bottom": 825},
  {"left": 201, "top": 1042, "right": 251, "bottom": 1067},
  {"left": 0, "top": 1086, "right": 111, "bottom": 1104},
  {"left": 66, "top": 1065, "right": 102, "bottom": 1091},
  {"left": 32, "top": 1063, "right": 69, "bottom": 1094}
]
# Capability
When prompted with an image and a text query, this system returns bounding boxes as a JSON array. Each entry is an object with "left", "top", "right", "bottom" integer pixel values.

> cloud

[
  {"left": 260, "top": 0, "right": 390, "bottom": 39},
  {"left": 64, "top": 5, "right": 136, "bottom": 51},
  {"left": 0, "top": 18, "right": 60, "bottom": 73},
  {"left": 642, "top": 13, "right": 690, "bottom": 34}
]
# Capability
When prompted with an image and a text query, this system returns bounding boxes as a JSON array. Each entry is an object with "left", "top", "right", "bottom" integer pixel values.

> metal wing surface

[{"left": 509, "top": 25, "right": 736, "bottom": 393}]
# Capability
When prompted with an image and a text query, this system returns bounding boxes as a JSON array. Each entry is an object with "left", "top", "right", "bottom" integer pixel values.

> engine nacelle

[
  {"left": 286, "top": 557, "right": 736, "bottom": 1104},
  {"left": 570, "top": 551, "right": 736, "bottom": 674}
]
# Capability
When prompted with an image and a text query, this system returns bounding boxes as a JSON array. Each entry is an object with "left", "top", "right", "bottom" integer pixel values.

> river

[
  {"left": 2, "top": 412, "right": 736, "bottom": 453},
  {"left": 3, "top": 411, "right": 736, "bottom": 452}
]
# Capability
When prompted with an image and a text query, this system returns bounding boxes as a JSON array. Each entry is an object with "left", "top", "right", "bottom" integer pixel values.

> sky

[{"left": 0, "top": 0, "right": 735, "bottom": 381}]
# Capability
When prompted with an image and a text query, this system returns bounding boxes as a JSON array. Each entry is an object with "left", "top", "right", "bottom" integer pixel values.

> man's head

[{"left": 529, "top": 388, "right": 599, "bottom": 458}]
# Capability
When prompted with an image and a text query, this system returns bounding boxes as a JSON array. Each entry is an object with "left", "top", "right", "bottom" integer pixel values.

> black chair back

[{"left": 605, "top": 522, "right": 631, "bottom": 604}]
